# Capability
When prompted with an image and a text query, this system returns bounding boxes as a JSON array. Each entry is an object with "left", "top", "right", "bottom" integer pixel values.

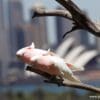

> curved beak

[{"left": 16, "top": 50, "right": 23, "bottom": 59}]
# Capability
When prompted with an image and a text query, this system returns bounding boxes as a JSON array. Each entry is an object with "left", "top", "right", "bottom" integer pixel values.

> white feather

[{"left": 30, "top": 42, "right": 35, "bottom": 48}]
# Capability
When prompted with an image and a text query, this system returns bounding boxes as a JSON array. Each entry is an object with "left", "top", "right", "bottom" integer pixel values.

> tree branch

[
  {"left": 26, "top": 66, "right": 100, "bottom": 93},
  {"left": 32, "top": 8, "right": 72, "bottom": 20},
  {"left": 56, "top": 0, "right": 100, "bottom": 37}
]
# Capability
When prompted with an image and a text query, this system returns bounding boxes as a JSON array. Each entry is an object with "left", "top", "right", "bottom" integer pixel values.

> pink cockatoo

[{"left": 16, "top": 43, "right": 83, "bottom": 83}]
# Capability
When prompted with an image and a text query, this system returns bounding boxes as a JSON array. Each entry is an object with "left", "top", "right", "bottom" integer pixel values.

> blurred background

[{"left": 0, "top": 0, "right": 100, "bottom": 100}]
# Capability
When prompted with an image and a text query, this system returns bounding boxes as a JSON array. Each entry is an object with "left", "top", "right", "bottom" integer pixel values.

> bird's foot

[{"left": 44, "top": 75, "right": 63, "bottom": 86}]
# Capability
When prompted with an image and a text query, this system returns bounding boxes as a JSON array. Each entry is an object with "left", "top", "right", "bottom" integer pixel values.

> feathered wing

[{"left": 30, "top": 42, "right": 35, "bottom": 48}]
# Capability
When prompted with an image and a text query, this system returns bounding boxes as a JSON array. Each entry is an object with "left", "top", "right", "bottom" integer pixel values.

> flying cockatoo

[{"left": 16, "top": 42, "right": 84, "bottom": 83}]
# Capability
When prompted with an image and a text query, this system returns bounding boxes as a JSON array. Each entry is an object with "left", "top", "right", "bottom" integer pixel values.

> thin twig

[
  {"left": 32, "top": 8, "right": 72, "bottom": 20},
  {"left": 26, "top": 66, "right": 100, "bottom": 93},
  {"left": 45, "top": 80, "right": 100, "bottom": 93}
]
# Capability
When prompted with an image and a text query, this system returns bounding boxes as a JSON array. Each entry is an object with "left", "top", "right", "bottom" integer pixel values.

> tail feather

[
  {"left": 70, "top": 75, "right": 81, "bottom": 83},
  {"left": 64, "top": 73, "right": 81, "bottom": 83}
]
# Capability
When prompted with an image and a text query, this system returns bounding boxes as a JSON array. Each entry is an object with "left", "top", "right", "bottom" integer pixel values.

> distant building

[
  {"left": 95, "top": 37, "right": 100, "bottom": 66},
  {"left": 0, "top": 0, "right": 4, "bottom": 62},
  {"left": 0, "top": 0, "right": 26, "bottom": 83},
  {"left": 55, "top": 7, "right": 81, "bottom": 47},
  {"left": 55, "top": 14, "right": 72, "bottom": 45},
  {"left": 0, "top": 0, "right": 12, "bottom": 81},
  {"left": 7, "top": 0, "right": 25, "bottom": 58},
  {"left": 27, "top": 2, "right": 48, "bottom": 48},
  {"left": 77, "top": 31, "right": 97, "bottom": 49},
  {"left": 96, "top": 37, "right": 100, "bottom": 51},
  {"left": 0, "top": 0, "right": 4, "bottom": 31}
]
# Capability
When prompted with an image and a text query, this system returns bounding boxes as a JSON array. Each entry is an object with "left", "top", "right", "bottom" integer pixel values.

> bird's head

[{"left": 16, "top": 42, "right": 35, "bottom": 63}]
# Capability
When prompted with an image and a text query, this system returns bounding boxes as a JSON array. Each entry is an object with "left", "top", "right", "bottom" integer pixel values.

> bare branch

[
  {"left": 56, "top": 0, "right": 100, "bottom": 37},
  {"left": 45, "top": 80, "right": 100, "bottom": 94},
  {"left": 32, "top": 8, "right": 72, "bottom": 20},
  {"left": 26, "top": 66, "right": 100, "bottom": 93}
]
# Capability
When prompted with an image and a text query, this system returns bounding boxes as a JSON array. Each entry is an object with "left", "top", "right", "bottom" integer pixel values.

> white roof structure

[
  {"left": 55, "top": 37, "right": 75, "bottom": 57},
  {"left": 65, "top": 46, "right": 86, "bottom": 63},
  {"left": 73, "top": 50, "right": 98, "bottom": 67}
]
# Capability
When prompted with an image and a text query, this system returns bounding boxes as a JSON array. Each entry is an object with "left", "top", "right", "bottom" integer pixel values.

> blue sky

[{"left": 23, "top": 0, "right": 100, "bottom": 21}]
